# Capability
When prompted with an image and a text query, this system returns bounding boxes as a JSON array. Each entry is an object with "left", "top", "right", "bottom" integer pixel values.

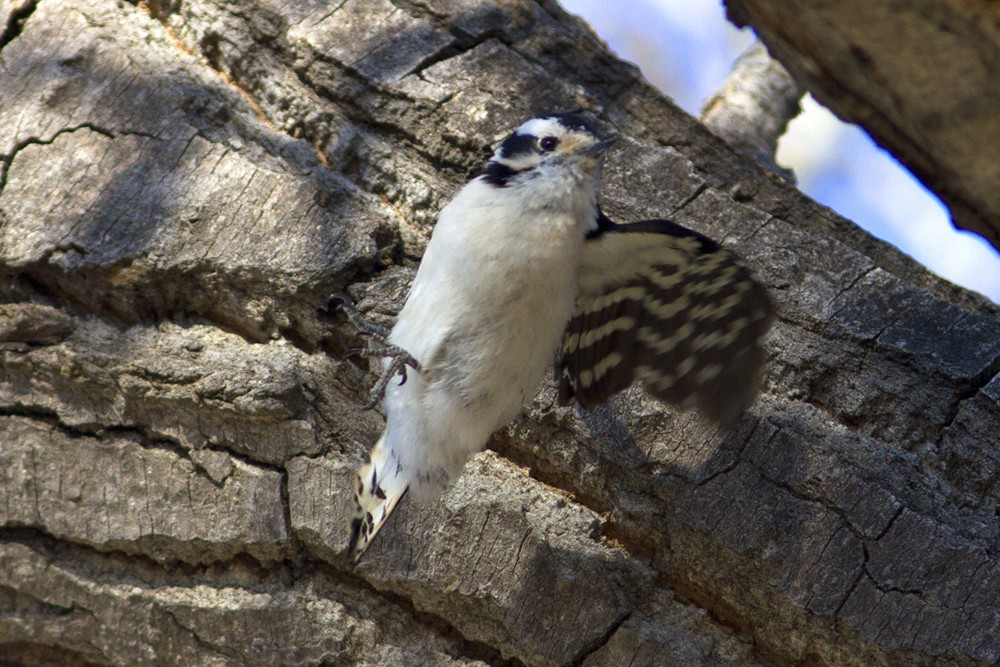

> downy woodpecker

[{"left": 341, "top": 114, "right": 774, "bottom": 560}]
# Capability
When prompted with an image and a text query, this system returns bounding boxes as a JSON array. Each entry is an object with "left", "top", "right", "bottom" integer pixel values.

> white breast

[{"left": 383, "top": 176, "right": 595, "bottom": 496}]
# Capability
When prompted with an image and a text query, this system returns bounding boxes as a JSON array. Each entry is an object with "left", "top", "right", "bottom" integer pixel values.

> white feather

[
  {"left": 348, "top": 115, "right": 608, "bottom": 559},
  {"left": 385, "top": 173, "right": 598, "bottom": 499}
]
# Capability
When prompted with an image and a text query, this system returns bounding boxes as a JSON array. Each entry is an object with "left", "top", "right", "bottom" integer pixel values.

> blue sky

[{"left": 561, "top": 0, "right": 1000, "bottom": 303}]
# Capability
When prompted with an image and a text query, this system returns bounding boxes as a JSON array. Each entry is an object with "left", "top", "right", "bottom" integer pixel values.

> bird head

[{"left": 477, "top": 114, "right": 614, "bottom": 195}]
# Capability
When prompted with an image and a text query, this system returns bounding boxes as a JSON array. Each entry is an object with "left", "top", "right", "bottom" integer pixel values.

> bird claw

[
  {"left": 360, "top": 346, "right": 421, "bottom": 410},
  {"left": 332, "top": 292, "right": 421, "bottom": 409},
  {"left": 332, "top": 292, "right": 392, "bottom": 339}
]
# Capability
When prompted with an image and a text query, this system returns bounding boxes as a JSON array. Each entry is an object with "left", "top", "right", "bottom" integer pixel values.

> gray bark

[
  {"left": 700, "top": 40, "right": 803, "bottom": 182},
  {"left": 725, "top": 0, "right": 1000, "bottom": 252},
  {"left": 0, "top": 1, "right": 998, "bottom": 666}
]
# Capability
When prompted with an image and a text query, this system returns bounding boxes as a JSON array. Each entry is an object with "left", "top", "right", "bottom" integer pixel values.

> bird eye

[{"left": 539, "top": 136, "right": 559, "bottom": 152}]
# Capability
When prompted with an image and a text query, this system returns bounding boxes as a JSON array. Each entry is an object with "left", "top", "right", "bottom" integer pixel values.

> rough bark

[
  {"left": 700, "top": 40, "right": 803, "bottom": 181},
  {"left": 0, "top": 1, "right": 997, "bottom": 666},
  {"left": 725, "top": 0, "right": 1000, "bottom": 251}
]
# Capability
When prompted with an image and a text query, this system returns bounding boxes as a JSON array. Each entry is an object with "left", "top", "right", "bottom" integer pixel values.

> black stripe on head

[
  {"left": 478, "top": 161, "right": 526, "bottom": 187},
  {"left": 478, "top": 130, "right": 538, "bottom": 187},
  {"left": 498, "top": 132, "right": 537, "bottom": 159},
  {"left": 543, "top": 113, "right": 599, "bottom": 137}
]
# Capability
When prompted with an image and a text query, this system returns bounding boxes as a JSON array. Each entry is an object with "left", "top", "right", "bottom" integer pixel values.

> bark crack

[
  {"left": 834, "top": 552, "right": 867, "bottom": 618},
  {"left": 823, "top": 264, "right": 877, "bottom": 315},
  {"left": 719, "top": 213, "right": 774, "bottom": 246},
  {"left": 0, "top": 123, "right": 158, "bottom": 198},
  {"left": 934, "top": 366, "right": 1000, "bottom": 451},
  {"left": 861, "top": 565, "right": 924, "bottom": 599},
  {"left": 569, "top": 609, "right": 632, "bottom": 667},
  {"left": 668, "top": 181, "right": 709, "bottom": 216},
  {"left": 0, "top": 0, "right": 37, "bottom": 52},
  {"left": 162, "top": 608, "right": 244, "bottom": 663},
  {"left": 396, "top": 13, "right": 520, "bottom": 82},
  {"left": 872, "top": 505, "right": 904, "bottom": 542},
  {"left": 752, "top": 458, "right": 868, "bottom": 543},
  {"left": 339, "top": 564, "right": 525, "bottom": 667},
  {"left": 695, "top": 419, "right": 768, "bottom": 488},
  {"left": 3, "top": 527, "right": 511, "bottom": 664},
  {"left": 0, "top": 405, "right": 283, "bottom": 485},
  {"left": 0, "top": 524, "right": 267, "bottom": 576},
  {"left": 309, "top": 0, "right": 351, "bottom": 28}
]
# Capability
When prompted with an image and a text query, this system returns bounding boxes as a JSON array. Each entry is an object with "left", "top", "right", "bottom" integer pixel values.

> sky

[{"left": 560, "top": 0, "right": 1000, "bottom": 303}]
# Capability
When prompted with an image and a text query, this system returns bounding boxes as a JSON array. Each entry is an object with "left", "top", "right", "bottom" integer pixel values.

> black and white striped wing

[{"left": 558, "top": 217, "right": 774, "bottom": 427}]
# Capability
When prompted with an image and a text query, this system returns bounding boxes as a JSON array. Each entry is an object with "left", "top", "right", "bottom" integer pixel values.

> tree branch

[
  {"left": 700, "top": 40, "right": 804, "bottom": 181},
  {"left": 725, "top": 0, "right": 1000, "bottom": 251}
]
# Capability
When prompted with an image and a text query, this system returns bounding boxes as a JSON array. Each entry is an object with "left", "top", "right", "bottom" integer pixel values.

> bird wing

[{"left": 558, "top": 213, "right": 774, "bottom": 426}]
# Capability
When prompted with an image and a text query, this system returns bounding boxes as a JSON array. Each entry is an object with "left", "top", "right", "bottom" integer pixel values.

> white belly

[{"left": 380, "top": 180, "right": 593, "bottom": 497}]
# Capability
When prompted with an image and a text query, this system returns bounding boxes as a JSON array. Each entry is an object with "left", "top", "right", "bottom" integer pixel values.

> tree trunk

[
  {"left": 0, "top": 1, "right": 997, "bottom": 666},
  {"left": 725, "top": 0, "right": 1000, "bottom": 250}
]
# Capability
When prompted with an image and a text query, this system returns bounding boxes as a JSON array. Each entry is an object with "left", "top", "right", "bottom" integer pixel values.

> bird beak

[
  {"left": 572, "top": 138, "right": 615, "bottom": 172},
  {"left": 583, "top": 139, "right": 616, "bottom": 157}
]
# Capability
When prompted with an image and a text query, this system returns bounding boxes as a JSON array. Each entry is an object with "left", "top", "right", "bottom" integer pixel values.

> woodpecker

[{"left": 340, "top": 114, "right": 774, "bottom": 560}]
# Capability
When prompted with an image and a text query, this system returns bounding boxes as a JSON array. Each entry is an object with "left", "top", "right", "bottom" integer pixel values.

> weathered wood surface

[
  {"left": 726, "top": 0, "right": 1000, "bottom": 250},
  {"left": 0, "top": 1, "right": 998, "bottom": 665}
]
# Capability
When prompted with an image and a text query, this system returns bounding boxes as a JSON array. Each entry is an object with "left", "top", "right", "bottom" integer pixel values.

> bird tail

[{"left": 348, "top": 434, "right": 409, "bottom": 562}]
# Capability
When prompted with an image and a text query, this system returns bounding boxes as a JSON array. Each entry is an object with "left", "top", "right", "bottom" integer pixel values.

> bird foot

[{"left": 331, "top": 293, "right": 421, "bottom": 409}]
